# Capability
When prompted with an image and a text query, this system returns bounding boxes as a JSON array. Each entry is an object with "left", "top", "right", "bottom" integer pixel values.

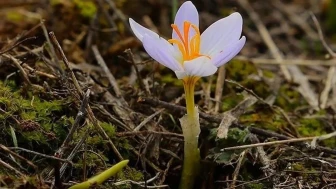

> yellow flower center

[{"left": 168, "top": 21, "right": 209, "bottom": 62}]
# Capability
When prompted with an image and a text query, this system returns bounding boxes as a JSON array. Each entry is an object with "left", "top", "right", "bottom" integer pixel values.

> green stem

[
  {"left": 179, "top": 77, "right": 201, "bottom": 189},
  {"left": 184, "top": 78, "right": 195, "bottom": 117},
  {"left": 69, "top": 160, "right": 129, "bottom": 189}
]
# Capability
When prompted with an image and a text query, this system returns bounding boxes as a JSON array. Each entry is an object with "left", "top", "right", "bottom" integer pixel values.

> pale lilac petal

[
  {"left": 211, "top": 36, "right": 246, "bottom": 67},
  {"left": 175, "top": 56, "right": 217, "bottom": 79},
  {"left": 129, "top": 18, "right": 158, "bottom": 42},
  {"left": 200, "top": 12, "right": 243, "bottom": 56},
  {"left": 142, "top": 35, "right": 182, "bottom": 71},
  {"left": 172, "top": 1, "right": 199, "bottom": 40}
]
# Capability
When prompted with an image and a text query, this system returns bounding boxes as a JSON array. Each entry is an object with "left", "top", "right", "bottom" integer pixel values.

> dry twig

[{"left": 237, "top": 0, "right": 319, "bottom": 109}]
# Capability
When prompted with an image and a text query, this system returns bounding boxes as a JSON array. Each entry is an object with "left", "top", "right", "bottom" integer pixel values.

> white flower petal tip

[
  {"left": 200, "top": 12, "right": 244, "bottom": 56},
  {"left": 212, "top": 36, "right": 246, "bottom": 67},
  {"left": 129, "top": 18, "right": 158, "bottom": 42},
  {"left": 172, "top": 1, "right": 199, "bottom": 39},
  {"left": 174, "top": 1, "right": 199, "bottom": 26},
  {"left": 228, "top": 12, "right": 243, "bottom": 23},
  {"left": 175, "top": 56, "right": 218, "bottom": 79}
]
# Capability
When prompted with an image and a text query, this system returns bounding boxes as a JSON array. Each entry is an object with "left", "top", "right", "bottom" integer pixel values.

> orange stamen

[
  {"left": 169, "top": 21, "right": 210, "bottom": 63},
  {"left": 168, "top": 39, "right": 187, "bottom": 58},
  {"left": 171, "top": 24, "right": 185, "bottom": 44},
  {"left": 183, "top": 22, "right": 191, "bottom": 55}
]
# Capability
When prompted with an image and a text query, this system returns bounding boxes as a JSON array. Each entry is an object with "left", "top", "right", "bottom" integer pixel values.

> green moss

[
  {"left": 221, "top": 93, "right": 244, "bottom": 111},
  {"left": 6, "top": 12, "right": 24, "bottom": 22},
  {"left": 100, "top": 122, "right": 116, "bottom": 138},
  {"left": 225, "top": 60, "right": 270, "bottom": 98},
  {"left": 239, "top": 108, "right": 286, "bottom": 132},
  {"left": 247, "top": 183, "right": 264, "bottom": 189},
  {"left": 226, "top": 60, "right": 258, "bottom": 82},
  {"left": 326, "top": 0, "right": 336, "bottom": 34},
  {"left": 0, "top": 81, "right": 69, "bottom": 149},
  {"left": 50, "top": 0, "right": 97, "bottom": 19},
  {"left": 114, "top": 167, "right": 144, "bottom": 188},
  {"left": 291, "top": 163, "right": 305, "bottom": 171},
  {"left": 207, "top": 128, "right": 249, "bottom": 164},
  {"left": 275, "top": 84, "right": 304, "bottom": 111},
  {"left": 298, "top": 118, "right": 325, "bottom": 137},
  {"left": 161, "top": 74, "right": 183, "bottom": 87},
  {"left": 74, "top": 151, "right": 108, "bottom": 169},
  {"left": 262, "top": 70, "right": 274, "bottom": 78},
  {"left": 73, "top": 0, "right": 97, "bottom": 18},
  {"left": 298, "top": 116, "right": 335, "bottom": 147}
]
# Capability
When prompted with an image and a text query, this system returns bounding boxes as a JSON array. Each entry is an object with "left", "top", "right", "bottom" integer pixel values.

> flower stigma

[{"left": 168, "top": 21, "right": 210, "bottom": 62}]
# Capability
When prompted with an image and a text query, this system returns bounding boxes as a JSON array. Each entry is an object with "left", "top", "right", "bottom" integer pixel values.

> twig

[
  {"left": 0, "top": 20, "right": 42, "bottom": 54},
  {"left": 217, "top": 94, "right": 257, "bottom": 139},
  {"left": 310, "top": 13, "right": 336, "bottom": 57},
  {"left": 92, "top": 45, "right": 122, "bottom": 97},
  {"left": 237, "top": 0, "right": 291, "bottom": 81},
  {"left": 48, "top": 129, "right": 89, "bottom": 186},
  {"left": 76, "top": 149, "right": 107, "bottom": 168},
  {"left": 59, "top": 129, "right": 89, "bottom": 178},
  {"left": 22, "top": 64, "right": 57, "bottom": 79},
  {"left": 221, "top": 136, "right": 317, "bottom": 151},
  {"left": 41, "top": 21, "right": 62, "bottom": 74},
  {"left": 116, "top": 130, "right": 183, "bottom": 138},
  {"left": 222, "top": 174, "right": 274, "bottom": 188},
  {"left": 238, "top": 0, "right": 319, "bottom": 110},
  {"left": 0, "top": 37, "right": 37, "bottom": 55},
  {"left": 104, "top": 0, "right": 130, "bottom": 31},
  {"left": 95, "top": 105, "right": 132, "bottom": 131},
  {"left": 310, "top": 13, "right": 336, "bottom": 109},
  {"left": 3, "top": 54, "right": 31, "bottom": 85},
  {"left": 274, "top": 1, "right": 318, "bottom": 40},
  {"left": 235, "top": 56, "right": 335, "bottom": 66},
  {"left": 230, "top": 150, "right": 247, "bottom": 189},
  {"left": 310, "top": 131, "right": 336, "bottom": 149},
  {"left": 160, "top": 156, "right": 175, "bottom": 184},
  {"left": 0, "top": 144, "right": 37, "bottom": 169},
  {"left": 56, "top": 89, "right": 90, "bottom": 156},
  {"left": 125, "top": 48, "right": 147, "bottom": 94},
  {"left": 249, "top": 135, "right": 274, "bottom": 176},
  {"left": 49, "top": 32, "right": 83, "bottom": 96},
  {"left": 214, "top": 66, "right": 226, "bottom": 113},
  {"left": 96, "top": 0, "right": 117, "bottom": 29},
  {"left": 320, "top": 66, "right": 336, "bottom": 109},
  {"left": 113, "top": 173, "right": 168, "bottom": 188},
  {"left": 134, "top": 109, "right": 164, "bottom": 131},
  {"left": 7, "top": 147, "right": 71, "bottom": 163},
  {"left": 131, "top": 148, "right": 162, "bottom": 172},
  {"left": 87, "top": 107, "right": 124, "bottom": 160},
  {"left": 0, "top": 158, "right": 24, "bottom": 176}
]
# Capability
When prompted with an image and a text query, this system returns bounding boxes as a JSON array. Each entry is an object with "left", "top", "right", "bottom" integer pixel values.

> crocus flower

[
  {"left": 129, "top": 1, "right": 246, "bottom": 80},
  {"left": 129, "top": 2, "right": 245, "bottom": 188}
]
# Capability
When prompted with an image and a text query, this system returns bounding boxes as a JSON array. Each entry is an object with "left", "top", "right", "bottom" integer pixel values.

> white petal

[
  {"left": 175, "top": 70, "right": 187, "bottom": 79},
  {"left": 211, "top": 36, "right": 246, "bottom": 67},
  {"left": 175, "top": 56, "right": 217, "bottom": 79},
  {"left": 172, "top": 1, "right": 199, "bottom": 40},
  {"left": 142, "top": 35, "right": 182, "bottom": 71},
  {"left": 200, "top": 12, "right": 243, "bottom": 56},
  {"left": 129, "top": 18, "right": 159, "bottom": 42}
]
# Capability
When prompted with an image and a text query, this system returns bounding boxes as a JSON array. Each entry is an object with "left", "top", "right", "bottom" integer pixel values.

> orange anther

[{"left": 169, "top": 21, "right": 210, "bottom": 62}]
